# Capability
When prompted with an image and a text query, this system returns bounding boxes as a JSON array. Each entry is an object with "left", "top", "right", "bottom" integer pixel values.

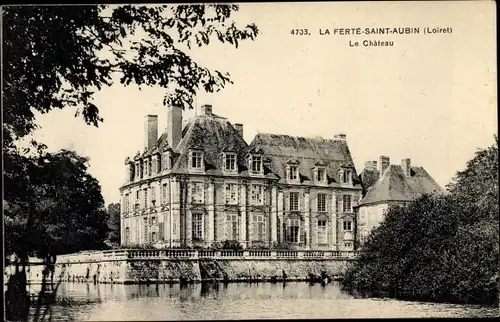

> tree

[
  {"left": 106, "top": 203, "right": 121, "bottom": 246},
  {"left": 4, "top": 149, "right": 110, "bottom": 321},
  {"left": 4, "top": 149, "right": 110, "bottom": 259},
  {"left": 341, "top": 137, "right": 499, "bottom": 305},
  {"left": 3, "top": 6, "right": 258, "bottom": 319},
  {"left": 3, "top": 4, "right": 259, "bottom": 151}
]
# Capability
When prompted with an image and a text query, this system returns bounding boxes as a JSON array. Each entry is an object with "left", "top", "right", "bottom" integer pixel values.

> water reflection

[{"left": 30, "top": 282, "right": 499, "bottom": 321}]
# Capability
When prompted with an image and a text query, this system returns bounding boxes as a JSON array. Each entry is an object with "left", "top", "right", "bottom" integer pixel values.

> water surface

[{"left": 29, "top": 282, "right": 499, "bottom": 320}]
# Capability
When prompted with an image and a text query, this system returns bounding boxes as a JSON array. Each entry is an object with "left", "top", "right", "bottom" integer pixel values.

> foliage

[
  {"left": 209, "top": 240, "right": 243, "bottom": 250},
  {"left": 3, "top": 3, "right": 258, "bottom": 257},
  {"left": 3, "top": 5, "right": 258, "bottom": 320},
  {"left": 341, "top": 137, "right": 499, "bottom": 305},
  {"left": 106, "top": 203, "right": 121, "bottom": 246},
  {"left": 270, "top": 241, "right": 292, "bottom": 250},
  {"left": 4, "top": 150, "right": 110, "bottom": 259},
  {"left": 3, "top": 4, "right": 258, "bottom": 150}
]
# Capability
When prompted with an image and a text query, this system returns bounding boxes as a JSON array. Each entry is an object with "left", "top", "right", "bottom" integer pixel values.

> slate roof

[
  {"left": 135, "top": 112, "right": 361, "bottom": 187},
  {"left": 359, "top": 169, "right": 380, "bottom": 192},
  {"left": 163, "top": 115, "right": 246, "bottom": 175},
  {"left": 358, "top": 164, "right": 446, "bottom": 206},
  {"left": 248, "top": 133, "right": 363, "bottom": 187}
]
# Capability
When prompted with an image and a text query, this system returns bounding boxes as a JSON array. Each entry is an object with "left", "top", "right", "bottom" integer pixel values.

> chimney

[
  {"left": 200, "top": 104, "right": 213, "bottom": 116},
  {"left": 364, "top": 160, "right": 378, "bottom": 171},
  {"left": 401, "top": 158, "right": 411, "bottom": 177},
  {"left": 334, "top": 133, "right": 347, "bottom": 141},
  {"left": 167, "top": 105, "right": 183, "bottom": 150},
  {"left": 234, "top": 123, "right": 243, "bottom": 138},
  {"left": 378, "top": 155, "right": 390, "bottom": 175},
  {"left": 144, "top": 115, "right": 158, "bottom": 151}
]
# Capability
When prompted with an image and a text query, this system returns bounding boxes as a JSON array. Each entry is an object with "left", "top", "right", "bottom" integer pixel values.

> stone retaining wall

[{"left": 13, "top": 249, "right": 356, "bottom": 284}]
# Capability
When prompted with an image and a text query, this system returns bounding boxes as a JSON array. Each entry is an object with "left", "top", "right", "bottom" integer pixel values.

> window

[
  {"left": 162, "top": 183, "right": 168, "bottom": 205},
  {"left": 342, "top": 195, "right": 352, "bottom": 213},
  {"left": 343, "top": 220, "right": 352, "bottom": 231},
  {"left": 143, "top": 161, "right": 148, "bottom": 177},
  {"left": 192, "top": 213, "right": 203, "bottom": 241},
  {"left": 251, "top": 185, "right": 263, "bottom": 205},
  {"left": 135, "top": 163, "right": 140, "bottom": 179},
  {"left": 173, "top": 218, "right": 177, "bottom": 237},
  {"left": 289, "top": 165, "right": 298, "bottom": 181},
  {"left": 135, "top": 219, "right": 139, "bottom": 244},
  {"left": 162, "top": 153, "right": 168, "bottom": 170},
  {"left": 148, "top": 159, "right": 152, "bottom": 176},
  {"left": 317, "top": 220, "right": 327, "bottom": 244},
  {"left": 151, "top": 158, "right": 156, "bottom": 174},
  {"left": 226, "top": 214, "right": 239, "bottom": 240},
  {"left": 143, "top": 217, "right": 148, "bottom": 243},
  {"left": 316, "top": 168, "right": 326, "bottom": 182},
  {"left": 317, "top": 193, "right": 326, "bottom": 212},
  {"left": 157, "top": 155, "right": 162, "bottom": 173},
  {"left": 158, "top": 222, "right": 164, "bottom": 240},
  {"left": 252, "top": 214, "right": 265, "bottom": 241},
  {"left": 191, "top": 182, "right": 204, "bottom": 204},
  {"left": 151, "top": 187, "right": 156, "bottom": 206},
  {"left": 143, "top": 188, "right": 148, "bottom": 208},
  {"left": 191, "top": 151, "right": 203, "bottom": 169},
  {"left": 289, "top": 192, "right": 299, "bottom": 211},
  {"left": 129, "top": 164, "right": 135, "bottom": 181},
  {"left": 225, "top": 183, "right": 238, "bottom": 204},
  {"left": 135, "top": 190, "right": 140, "bottom": 210},
  {"left": 287, "top": 218, "right": 300, "bottom": 243},
  {"left": 344, "top": 242, "right": 353, "bottom": 249},
  {"left": 342, "top": 169, "right": 351, "bottom": 183},
  {"left": 225, "top": 153, "right": 237, "bottom": 172},
  {"left": 251, "top": 155, "right": 262, "bottom": 174},
  {"left": 124, "top": 193, "right": 129, "bottom": 212},
  {"left": 125, "top": 227, "right": 130, "bottom": 244}
]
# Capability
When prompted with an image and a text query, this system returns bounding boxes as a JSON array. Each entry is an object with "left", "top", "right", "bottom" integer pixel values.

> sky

[{"left": 26, "top": 1, "right": 497, "bottom": 205}]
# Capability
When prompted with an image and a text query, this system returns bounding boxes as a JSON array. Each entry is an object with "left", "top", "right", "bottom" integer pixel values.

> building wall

[
  {"left": 357, "top": 202, "right": 404, "bottom": 245},
  {"left": 121, "top": 174, "right": 362, "bottom": 251}
]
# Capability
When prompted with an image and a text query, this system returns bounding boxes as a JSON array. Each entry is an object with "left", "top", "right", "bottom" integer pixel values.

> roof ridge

[{"left": 256, "top": 132, "right": 338, "bottom": 142}]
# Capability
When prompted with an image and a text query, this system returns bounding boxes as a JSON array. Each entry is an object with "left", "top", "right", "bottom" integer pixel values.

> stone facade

[{"left": 119, "top": 105, "right": 363, "bottom": 250}]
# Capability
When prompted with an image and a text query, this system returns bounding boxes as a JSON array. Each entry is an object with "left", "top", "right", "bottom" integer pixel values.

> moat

[{"left": 28, "top": 282, "right": 498, "bottom": 320}]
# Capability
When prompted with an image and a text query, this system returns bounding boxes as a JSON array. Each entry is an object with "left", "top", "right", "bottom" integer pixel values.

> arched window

[{"left": 125, "top": 227, "right": 130, "bottom": 245}]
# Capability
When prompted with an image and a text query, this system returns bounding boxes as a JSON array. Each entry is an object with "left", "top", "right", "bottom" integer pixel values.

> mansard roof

[
  {"left": 169, "top": 115, "right": 253, "bottom": 175},
  {"left": 358, "top": 164, "right": 446, "bottom": 206},
  {"left": 248, "top": 133, "right": 362, "bottom": 187}
]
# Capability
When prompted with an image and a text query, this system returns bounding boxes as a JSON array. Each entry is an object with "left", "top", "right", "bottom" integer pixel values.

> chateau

[{"left": 119, "top": 104, "right": 363, "bottom": 250}]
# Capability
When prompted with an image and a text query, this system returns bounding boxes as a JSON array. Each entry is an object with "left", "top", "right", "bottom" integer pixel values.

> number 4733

[{"left": 290, "top": 29, "right": 310, "bottom": 36}]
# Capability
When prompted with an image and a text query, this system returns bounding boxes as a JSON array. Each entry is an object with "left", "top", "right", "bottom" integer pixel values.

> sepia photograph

[{"left": 3, "top": 1, "right": 498, "bottom": 321}]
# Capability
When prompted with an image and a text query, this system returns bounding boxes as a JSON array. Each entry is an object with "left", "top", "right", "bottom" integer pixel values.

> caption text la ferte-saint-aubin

[{"left": 290, "top": 27, "right": 452, "bottom": 47}]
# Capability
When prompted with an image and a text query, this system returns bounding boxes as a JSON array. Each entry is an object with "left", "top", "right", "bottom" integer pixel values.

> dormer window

[
  {"left": 190, "top": 151, "right": 204, "bottom": 170},
  {"left": 250, "top": 155, "right": 263, "bottom": 174},
  {"left": 341, "top": 168, "right": 352, "bottom": 184},
  {"left": 156, "top": 154, "right": 161, "bottom": 173},
  {"left": 224, "top": 153, "right": 237, "bottom": 172},
  {"left": 289, "top": 165, "right": 298, "bottom": 181},
  {"left": 316, "top": 167, "right": 326, "bottom": 183}
]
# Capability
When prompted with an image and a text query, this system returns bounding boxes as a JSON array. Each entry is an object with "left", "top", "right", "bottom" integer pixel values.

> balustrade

[{"left": 34, "top": 249, "right": 358, "bottom": 264}]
